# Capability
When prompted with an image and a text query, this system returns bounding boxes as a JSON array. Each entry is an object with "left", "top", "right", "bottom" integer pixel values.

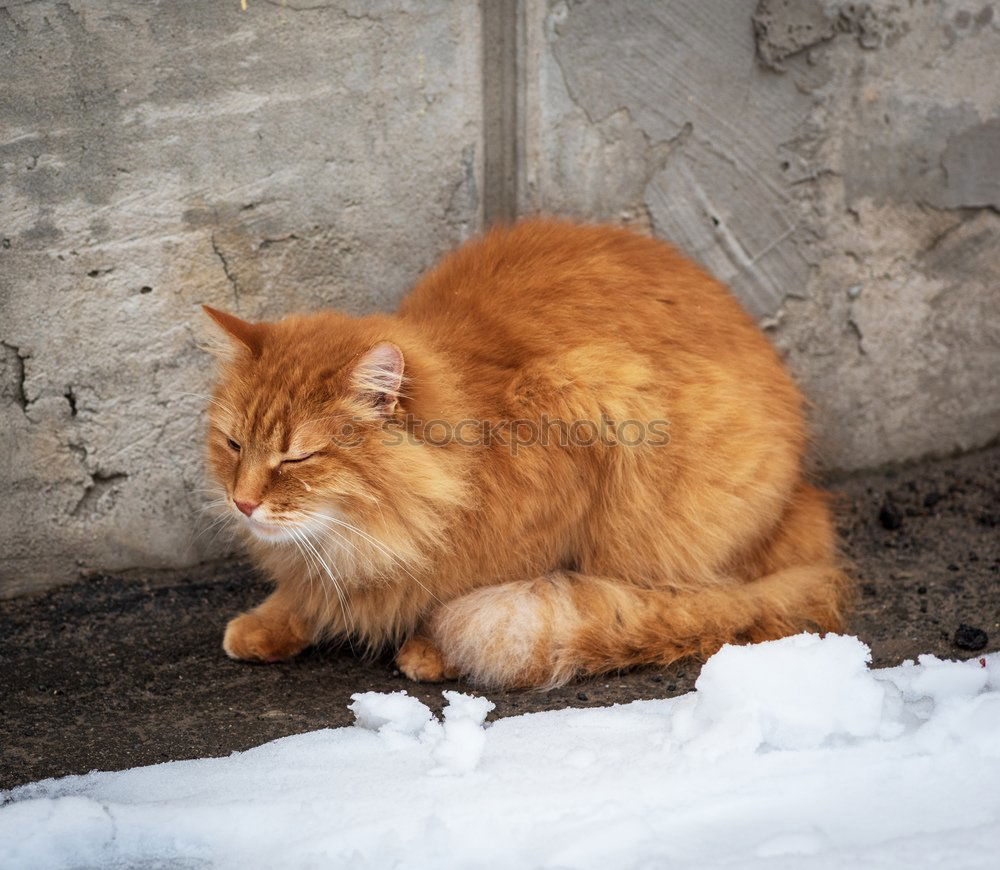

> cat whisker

[
  {"left": 312, "top": 519, "right": 391, "bottom": 589},
  {"left": 305, "top": 512, "right": 408, "bottom": 570},
  {"left": 293, "top": 528, "right": 357, "bottom": 650},
  {"left": 303, "top": 511, "right": 443, "bottom": 606},
  {"left": 197, "top": 511, "right": 238, "bottom": 549},
  {"left": 308, "top": 532, "right": 358, "bottom": 641},
  {"left": 287, "top": 530, "right": 343, "bottom": 648},
  {"left": 196, "top": 505, "right": 233, "bottom": 530},
  {"left": 288, "top": 528, "right": 332, "bottom": 618}
]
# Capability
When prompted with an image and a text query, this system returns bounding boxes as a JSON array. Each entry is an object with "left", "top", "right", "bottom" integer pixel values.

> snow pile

[
  {"left": 670, "top": 633, "right": 888, "bottom": 755},
  {"left": 3, "top": 634, "right": 1000, "bottom": 869},
  {"left": 348, "top": 690, "right": 435, "bottom": 736},
  {"left": 349, "top": 689, "right": 495, "bottom": 773},
  {"left": 430, "top": 690, "right": 495, "bottom": 775}
]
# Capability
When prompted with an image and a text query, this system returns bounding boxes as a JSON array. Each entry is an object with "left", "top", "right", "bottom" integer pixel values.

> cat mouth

[{"left": 241, "top": 515, "right": 288, "bottom": 538}]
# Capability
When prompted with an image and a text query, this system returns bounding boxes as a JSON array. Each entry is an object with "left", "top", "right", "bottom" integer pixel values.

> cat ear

[
  {"left": 202, "top": 305, "right": 265, "bottom": 357},
  {"left": 351, "top": 342, "right": 404, "bottom": 415}
]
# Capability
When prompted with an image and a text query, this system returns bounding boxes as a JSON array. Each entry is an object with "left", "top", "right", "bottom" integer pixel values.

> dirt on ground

[{"left": 2, "top": 446, "right": 998, "bottom": 790}]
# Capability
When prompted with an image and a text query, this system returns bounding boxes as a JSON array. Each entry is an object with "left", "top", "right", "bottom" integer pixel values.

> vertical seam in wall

[{"left": 482, "top": 0, "right": 520, "bottom": 226}]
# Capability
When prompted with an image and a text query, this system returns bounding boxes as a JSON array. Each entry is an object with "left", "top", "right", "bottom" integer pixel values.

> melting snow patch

[
  {"left": 3, "top": 633, "right": 1000, "bottom": 869},
  {"left": 349, "top": 689, "right": 435, "bottom": 737},
  {"left": 431, "top": 690, "right": 495, "bottom": 775},
  {"left": 349, "top": 688, "right": 495, "bottom": 773},
  {"left": 669, "top": 633, "right": 888, "bottom": 755}
]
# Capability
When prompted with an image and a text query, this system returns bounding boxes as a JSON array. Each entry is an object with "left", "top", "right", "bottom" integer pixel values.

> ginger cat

[{"left": 203, "top": 219, "right": 849, "bottom": 688}]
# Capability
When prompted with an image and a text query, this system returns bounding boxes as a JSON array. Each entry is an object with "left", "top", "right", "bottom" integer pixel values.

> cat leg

[
  {"left": 397, "top": 564, "right": 848, "bottom": 689},
  {"left": 223, "top": 584, "right": 317, "bottom": 662},
  {"left": 395, "top": 634, "right": 460, "bottom": 682}
]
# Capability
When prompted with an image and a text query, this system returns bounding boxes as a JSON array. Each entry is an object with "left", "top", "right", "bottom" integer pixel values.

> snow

[
  {"left": 349, "top": 688, "right": 494, "bottom": 773},
  {"left": 3, "top": 634, "right": 999, "bottom": 869},
  {"left": 349, "top": 690, "right": 435, "bottom": 737},
  {"left": 670, "top": 633, "right": 889, "bottom": 754},
  {"left": 430, "top": 690, "right": 495, "bottom": 775}
]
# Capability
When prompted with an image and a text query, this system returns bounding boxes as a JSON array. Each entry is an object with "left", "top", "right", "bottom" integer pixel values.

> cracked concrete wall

[
  {"left": 0, "top": 0, "right": 482, "bottom": 595},
  {"left": 3, "top": 0, "right": 999, "bottom": 596},
  {"left": 521, "top": 0, "right": 1000, "bottom": 471}
]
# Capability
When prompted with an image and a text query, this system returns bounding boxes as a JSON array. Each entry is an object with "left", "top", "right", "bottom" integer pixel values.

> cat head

[{"left": 201, "top": 306, "right": 463, "bottom": 569}]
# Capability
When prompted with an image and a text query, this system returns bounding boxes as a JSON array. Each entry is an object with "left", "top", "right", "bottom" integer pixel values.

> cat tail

[
  {"left": 564, "top": 564, "right": 853, "bottom": 685},
  {"left": 429, "top": 565, "right": 852, "bottom": 689}
]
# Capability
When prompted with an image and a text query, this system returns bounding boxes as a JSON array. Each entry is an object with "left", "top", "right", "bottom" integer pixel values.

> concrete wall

[
  {"left": 0, "top": 0, "right": 483, "bottom": 595},
  {"left": 519, "top": 0, "right": 1000, "bottom": 471},
  {"left": 2, "top": 0, "right": 998, "bottom": 595}
]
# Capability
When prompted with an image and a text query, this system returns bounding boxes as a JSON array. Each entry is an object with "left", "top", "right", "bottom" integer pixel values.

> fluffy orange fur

[{"left": 203, "top": 219, "right": 850, "bottom": 688}]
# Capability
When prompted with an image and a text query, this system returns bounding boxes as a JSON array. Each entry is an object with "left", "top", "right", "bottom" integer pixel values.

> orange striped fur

[{"left": 203, "top": 219, "right": 851, "bottom": 688}]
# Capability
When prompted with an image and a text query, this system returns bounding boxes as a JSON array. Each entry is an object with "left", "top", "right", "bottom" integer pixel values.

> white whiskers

[{"left": 302, "top": 510, "right": 442, "bottom": 606}]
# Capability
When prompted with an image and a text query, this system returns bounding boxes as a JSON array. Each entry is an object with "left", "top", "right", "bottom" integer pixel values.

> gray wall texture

[{"left": 1, "top": 0, "right": 998, "bottom": 596}]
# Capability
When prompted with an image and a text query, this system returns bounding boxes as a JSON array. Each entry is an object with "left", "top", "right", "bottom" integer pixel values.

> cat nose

[{"left": 234, "top": 499, "right": 260, "bottom": 517}]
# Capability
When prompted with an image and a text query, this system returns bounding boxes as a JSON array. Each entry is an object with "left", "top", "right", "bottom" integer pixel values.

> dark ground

[{"left": 2, "top": 446, "right": 998, "bottom": 791}]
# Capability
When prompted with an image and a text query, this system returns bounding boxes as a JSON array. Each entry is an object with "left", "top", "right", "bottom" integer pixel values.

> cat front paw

[
  {"left": 223, "top": 611, "right": 308, "bottom": 663},
  {"left": 396, "top": 636, "right": 460, "bottom": 682}
]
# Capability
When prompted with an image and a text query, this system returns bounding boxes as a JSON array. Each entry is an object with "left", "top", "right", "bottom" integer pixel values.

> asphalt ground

[{"left": 2, "top": 445, "right": 998, "bottom": 789}]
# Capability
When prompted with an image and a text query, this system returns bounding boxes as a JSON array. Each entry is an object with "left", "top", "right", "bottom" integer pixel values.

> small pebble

[
  {"left": 576, "top": 692, "right": 589, "bottom": 702},
  {"left": 878, "top": 500, "right": 903, "bottom": 530},
  {"left": 954, "top": 624, "right": 989, "bottom": 652},
  {"left": 258, "top": 709, "right": 287, "bottom": 720}
]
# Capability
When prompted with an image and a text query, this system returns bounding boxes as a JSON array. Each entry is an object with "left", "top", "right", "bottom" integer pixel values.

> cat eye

[
  {"left": 226, "top": 438, "right": 241, "bottom": 452},
  {"left": 282, "top": 454, "right": 314, "bottom": 464}
]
